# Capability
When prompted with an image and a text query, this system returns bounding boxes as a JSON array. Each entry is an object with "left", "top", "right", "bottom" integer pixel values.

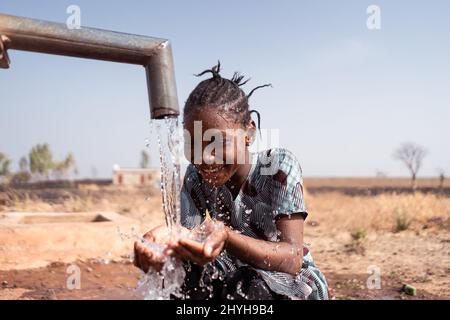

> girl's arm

[
  {"left": 225, "top": 215, "right": 304, "bottom": 275},
  {"left": 172, "top": 215, "right": 305, "bottom": 276}
]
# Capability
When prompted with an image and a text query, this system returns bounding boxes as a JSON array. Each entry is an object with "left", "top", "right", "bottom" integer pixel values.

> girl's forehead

[{"left": 184, "top": 107, "right": 242, "bottom": 130}]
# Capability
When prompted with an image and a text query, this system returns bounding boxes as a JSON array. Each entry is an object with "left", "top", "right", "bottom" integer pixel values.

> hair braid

[{"left": 184, "top": 61, "right": 271, "bottom": 129}]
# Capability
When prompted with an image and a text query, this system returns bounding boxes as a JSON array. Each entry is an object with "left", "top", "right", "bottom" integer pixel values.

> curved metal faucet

[{"left": 0, "top": 13, "right": 179, "bottom": 119}]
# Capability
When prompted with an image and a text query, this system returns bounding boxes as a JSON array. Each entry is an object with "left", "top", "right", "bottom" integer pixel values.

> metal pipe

[{"left": 0, "top": 13, "right": 179, "bottom": 119}]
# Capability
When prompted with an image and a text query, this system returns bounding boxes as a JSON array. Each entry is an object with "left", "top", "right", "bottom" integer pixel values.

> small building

[{"left": 112, "top": 164, "right": 158, "bottom": 186}]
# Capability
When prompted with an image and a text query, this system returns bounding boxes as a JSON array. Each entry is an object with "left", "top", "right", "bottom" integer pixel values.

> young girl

[{"left": 134, "top": 62, "right": 328, "bottom": 300}]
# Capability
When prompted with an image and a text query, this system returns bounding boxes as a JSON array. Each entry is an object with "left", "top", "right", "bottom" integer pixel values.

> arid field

[{"left": 0, "top": 178, "right": 449, "bottom": 300}]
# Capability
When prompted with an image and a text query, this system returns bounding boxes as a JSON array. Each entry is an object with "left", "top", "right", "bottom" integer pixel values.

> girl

[{"left": 134, "top": 62, "right": 328, "bottom": 300}]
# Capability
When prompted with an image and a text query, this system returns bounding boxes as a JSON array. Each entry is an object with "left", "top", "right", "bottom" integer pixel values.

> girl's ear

[{"left": 246, "top": 120, "right": 257, "bottom": 146}]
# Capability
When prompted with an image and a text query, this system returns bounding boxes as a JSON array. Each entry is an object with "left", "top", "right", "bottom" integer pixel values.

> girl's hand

[
  {"left": 133, "top": 225, "right": 171, "bottom": 273},
  {"left": 170, "top": 221, "right": 229, "bottom": 266}
]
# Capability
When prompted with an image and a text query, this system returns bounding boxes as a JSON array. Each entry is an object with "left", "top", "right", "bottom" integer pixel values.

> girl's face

[{"left": 183, "top": 107, "right": 256, "bottom": 187}]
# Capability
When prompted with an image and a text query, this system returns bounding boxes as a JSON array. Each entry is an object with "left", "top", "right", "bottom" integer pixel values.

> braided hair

[{"left": 184, "top": 61, "right": 271, "bottom": 131}]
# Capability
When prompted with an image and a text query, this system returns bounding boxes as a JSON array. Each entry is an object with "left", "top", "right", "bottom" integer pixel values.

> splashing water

[
  {"left": 116, "top": 226, "right": 186, "bottom": 300},
  {"left": 124, "top": 117, "right": 185, "bottom": 300},
  {"left": 133, "top": 118, "right": 221, "bottom": 299},
  {"left": 153, "top": 118, "right": 183, "bottom": 233},
  {"left": 112, "top": 117, "right": 226, "bottom": 300}
]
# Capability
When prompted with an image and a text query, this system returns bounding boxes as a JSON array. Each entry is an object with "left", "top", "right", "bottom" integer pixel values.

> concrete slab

[{"left": 0, "top": 211, "right": 140, "bottom": 270}]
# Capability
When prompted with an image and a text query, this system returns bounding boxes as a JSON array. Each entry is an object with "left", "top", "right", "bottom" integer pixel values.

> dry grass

[
  {"left": 305, "top": 191, "right": 450, "bottom": 233},
  {"left": 3, "top": 186, "right": 165, "bottom": 228},
  {"left": 305, "top": 177, "right": 448, "bottom": 188},
  {"left": 3, "top": 179, "right": 449, "bottom": 234}
]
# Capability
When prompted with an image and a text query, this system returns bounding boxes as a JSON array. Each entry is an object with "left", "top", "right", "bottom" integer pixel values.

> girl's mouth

[{"left": 201, "top": 165, "right": 225, "bottom": 174}]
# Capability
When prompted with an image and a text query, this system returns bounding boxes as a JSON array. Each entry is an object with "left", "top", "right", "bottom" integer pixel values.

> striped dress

[{"left": 180, "top": 148, "right": 329, "bottom": 300}]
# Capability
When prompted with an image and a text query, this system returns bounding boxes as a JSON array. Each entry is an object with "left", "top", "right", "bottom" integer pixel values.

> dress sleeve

[{"left": 269, "top": 148, "right": 308, "bottom": 220}]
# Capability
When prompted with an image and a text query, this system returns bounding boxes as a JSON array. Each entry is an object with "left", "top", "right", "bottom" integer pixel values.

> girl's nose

[{"left": 203, "top": 150, "right": 216, "bottom": 164}]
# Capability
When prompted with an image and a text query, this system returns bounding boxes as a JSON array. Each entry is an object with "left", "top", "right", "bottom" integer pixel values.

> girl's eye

[{"left": 222, "top": 136, "right": 233, "bottom": 145}]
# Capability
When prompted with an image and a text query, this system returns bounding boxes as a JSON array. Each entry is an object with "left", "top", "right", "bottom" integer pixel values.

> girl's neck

[{"left": 225, "top": 150, "right": 252, "bottom": 198}]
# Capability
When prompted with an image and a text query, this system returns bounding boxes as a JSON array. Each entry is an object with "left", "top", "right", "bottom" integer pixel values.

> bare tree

[
  {"left": 437, "top": 168, "right": 445, "bottom": 189},
  {"left": 393, "top": 142, "right": 427, "bottom": 189},
  {"left": 91, "top": 166, "right": 98, "bottom": 179}
]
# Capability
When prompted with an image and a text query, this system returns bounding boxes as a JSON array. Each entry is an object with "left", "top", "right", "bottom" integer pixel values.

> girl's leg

[
  {"left": 178, "top": 263, "right": 224, "bottom": 300},
  {"left": 220, "top": 267, "right": 288, "bottom": 300}
]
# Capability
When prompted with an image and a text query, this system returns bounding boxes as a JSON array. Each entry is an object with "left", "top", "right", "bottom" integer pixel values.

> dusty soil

[
  {"left": 0, "top": 252, "right": 445, "bottom": 300},
  {"left": 0, "top": 259, "right": 140, "bottom": 300},
  {"left": 305, "top": 228, "right": 449, "bottom": 299},
  {"left": 0, "top": 182, "right": 449, "bottom": 300}
]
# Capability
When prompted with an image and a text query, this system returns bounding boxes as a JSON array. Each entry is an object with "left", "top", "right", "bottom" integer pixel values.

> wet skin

[{"left": 134, "top": 106, "right": 305, "bottom": 275}]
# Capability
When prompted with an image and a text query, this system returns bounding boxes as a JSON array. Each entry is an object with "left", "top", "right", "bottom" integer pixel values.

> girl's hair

[{"left": 184, "top": 61, "right": 271, "bottom": 131}]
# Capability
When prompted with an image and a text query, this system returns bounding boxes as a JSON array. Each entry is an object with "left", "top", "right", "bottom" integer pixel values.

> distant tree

[
  {"left": 29, "top": 144, "right": 54, "bottom": 179},
  {"left": 0, "top": 152, "right": 11, "bottom": 181},
  {"left": 53, "top": 152, "right": 76, "bottom": 180},
  {"left": 8, "top": 155, "right": 31, "bottom": 185},
  {"left": 393, "top": 142, "right": 427, "bottom": 189},
  {"left": 140, "top": 150, "right": 150, "bottom": 169},
  {"left": 28, "top": 144, "right": 76, "bottom": 181},
  {"left": 9, "top": 172, "right": 31, "bottom": 185},
  {"left": 19, "top": 156, "right": 28, "bottom": 172}
]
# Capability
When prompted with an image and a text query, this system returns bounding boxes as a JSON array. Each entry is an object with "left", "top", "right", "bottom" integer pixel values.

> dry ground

[{"left": 0, "top": 178, "right": 449, "bottom": 300}]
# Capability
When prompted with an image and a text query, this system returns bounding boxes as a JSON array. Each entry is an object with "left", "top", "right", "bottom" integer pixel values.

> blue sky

[{"left": 1, "top": 0, "right": 449, "bottom": 178}]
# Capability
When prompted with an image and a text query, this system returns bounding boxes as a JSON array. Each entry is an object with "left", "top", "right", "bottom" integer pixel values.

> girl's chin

[{"left": 200, "top": 173, "right": 230, "bottom": 187}]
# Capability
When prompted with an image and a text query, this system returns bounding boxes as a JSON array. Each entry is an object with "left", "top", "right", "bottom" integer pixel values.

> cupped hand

[
  {"left": 133, "top": 224, "right": 190, "bottom": 273},
  {"left": 169, "top": 220, "right": 229, "bottom": 266},
  {"left": 133, "top": 225, "right": 171, "bottom": 273}
]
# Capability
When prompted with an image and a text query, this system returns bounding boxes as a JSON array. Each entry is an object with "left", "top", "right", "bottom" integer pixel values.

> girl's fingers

[
  {"left": 134, "top": 241, "right": 163, "bottom": 273},
  {"left": 143, "top": 247, "right": 154, "bottom": 260},
  {"left": 178, "top": 236, "right": 224, "bottom": 259},
  {"left": 169, "top": 250, "right": 184, "bottom": 261},
  {"left": 178, "top": 238, "right": 204, "bottom": 255},
  {"left": 164, "top": 248, "right": 174, "bottom": 256},
  {"left": 0, "top": 35, "right": 10, "bottom": 44},
  {"left": 173, "top": 245, "right": 195, "bottom": 263},
  {"left": 174, "top": 244, "right": 206, "bottom": 265},
  {"left": 204, "top": 232, "right": 226, "bottom": 257},
  {"left": 143, "top": 232, "right": 155, "bottom": 242},
  {"left": 204, "top": 238, "right": 221, "bottom": 257},
  {"left": 173, "top": 243, "right": 198, "bottom": 261},
  {"left": 210, "top": 243, "right": 224, "bottom": 258},
  {"left": 138, "top": 244, "right": 150, "bottom": 272},
  {"left": 133, "top": 242, "right": 142, "bottom": 268}
]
